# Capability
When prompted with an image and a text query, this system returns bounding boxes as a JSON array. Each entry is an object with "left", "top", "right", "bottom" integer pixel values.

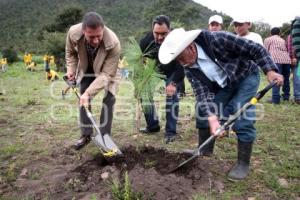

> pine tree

[{"left": 124, "top": 37, "right": 164, "bottom": 131}]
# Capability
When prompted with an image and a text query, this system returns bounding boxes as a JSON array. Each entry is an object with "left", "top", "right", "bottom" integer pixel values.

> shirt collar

[{"left": 195, "top": 43, "right": 209, "bottom": 60}]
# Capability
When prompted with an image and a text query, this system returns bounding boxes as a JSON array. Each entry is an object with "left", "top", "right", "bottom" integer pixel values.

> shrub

[
  {"left": 1, "top": 48, "right": 18, "bottom": 63},
  {"left": 42, "top": 31, "right": 66, "bottom": 72}
]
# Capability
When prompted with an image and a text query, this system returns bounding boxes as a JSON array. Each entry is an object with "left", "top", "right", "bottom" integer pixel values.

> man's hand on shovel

[
  {"left": 266, "top": 71, "right": 283, "bottom": 86},
  {"left": 208, "top": 115, "right": 226, "bottom": 138},
  {"left": 66, "top": 71, "right": 75, "bottom": 81},
  {"left": 80, "top": 93, "right": 90, "bottom": 107}
]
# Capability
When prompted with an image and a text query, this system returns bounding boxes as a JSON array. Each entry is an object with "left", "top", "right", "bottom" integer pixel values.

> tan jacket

[{"left": 65, "top": 23, "right": 121, "bottom": 97}]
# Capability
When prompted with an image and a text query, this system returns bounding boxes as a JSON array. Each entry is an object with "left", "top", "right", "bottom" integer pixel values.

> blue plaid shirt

[{"left": 185, "top": 30, "right": 278, "bottom": 117}]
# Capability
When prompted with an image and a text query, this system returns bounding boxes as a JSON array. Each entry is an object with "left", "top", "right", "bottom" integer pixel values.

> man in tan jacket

[{"left": 65, "top": 12, "right": 121, "bottom": 150}]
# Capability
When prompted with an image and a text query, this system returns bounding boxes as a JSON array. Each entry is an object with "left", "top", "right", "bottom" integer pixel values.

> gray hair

[{"left": 82, "top": 12, "right": 104, "bottom": 29}]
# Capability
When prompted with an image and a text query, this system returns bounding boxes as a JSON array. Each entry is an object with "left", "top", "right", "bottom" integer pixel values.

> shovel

[
  {"left": 61, "top": 86, "right": 71, "bottom": 99},
  {"left": 63, "top": 75, "right": 122, "bottom": 157},
  {"left": 169, "top": 81, "right": 277, "bottom": 173}
]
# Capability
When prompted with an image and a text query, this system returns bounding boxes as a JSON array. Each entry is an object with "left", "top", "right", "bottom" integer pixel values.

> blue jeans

[
  {"left": 292, "top": 62, "right": 300, "bottom": 100},
  {"left": 196, "top": 71, "right": 260, "bottom": 142},
  {"left": 272, "top": 63, "right": 290, "bottom": 103},
  {"left": 142, "top": 77, "right": 181, "bottom": 137}
]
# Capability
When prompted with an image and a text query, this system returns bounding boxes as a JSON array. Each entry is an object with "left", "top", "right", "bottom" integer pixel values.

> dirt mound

[{"left": 3, "top": 145, "right": 231, "bottom": 200}]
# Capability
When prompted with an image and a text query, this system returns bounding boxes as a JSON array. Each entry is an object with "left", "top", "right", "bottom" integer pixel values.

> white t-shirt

[{"left": 242, "top": 32, "right": 263, "bottom": 46}]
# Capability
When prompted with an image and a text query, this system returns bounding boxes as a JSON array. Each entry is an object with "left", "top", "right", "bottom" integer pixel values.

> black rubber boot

[
  {"left": 228, "top": 141, "right": 253, "bottom": 181},
  {"left": 198, "top": 128, "right": 215, "bottom": 156},
  {"left": 183, "top": 129, "right": 214, "bottom": 155}
]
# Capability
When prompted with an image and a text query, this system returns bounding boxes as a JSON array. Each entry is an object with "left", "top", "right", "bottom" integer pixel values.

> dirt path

[{"left": 1, "top": 145, "right": 232, "bottom": 200}]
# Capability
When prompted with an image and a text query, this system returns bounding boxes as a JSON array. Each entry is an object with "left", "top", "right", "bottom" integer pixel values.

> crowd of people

[{"left": 63, "top": 12, "right": 299, "bottom": 181}]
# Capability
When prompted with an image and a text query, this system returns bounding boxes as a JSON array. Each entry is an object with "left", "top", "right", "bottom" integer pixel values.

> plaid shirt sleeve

[
  {"left": 185, "top": 70, "right": 216, "bottom": 117},
  {"left": 213, "top": 32, "right": 278, "bottom": 74}
]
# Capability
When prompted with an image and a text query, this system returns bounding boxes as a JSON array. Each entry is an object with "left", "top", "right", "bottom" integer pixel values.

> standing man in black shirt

[{"left": 139, "top": 15, "right": 185, "bottom": 144}]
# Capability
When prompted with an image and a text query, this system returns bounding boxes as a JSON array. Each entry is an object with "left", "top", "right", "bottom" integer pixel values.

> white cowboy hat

[{"left": 158, "top": 28, "right": 201, "bottom": 64}]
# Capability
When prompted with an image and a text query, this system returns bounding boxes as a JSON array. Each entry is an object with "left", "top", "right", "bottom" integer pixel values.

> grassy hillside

[{"left": 0, "top": 0, "right": 222, "bottom": 52}]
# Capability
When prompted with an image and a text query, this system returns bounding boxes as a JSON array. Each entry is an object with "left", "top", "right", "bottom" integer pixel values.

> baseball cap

[{"left": 208, "top": 15, "right": 223, "bottom": 24}]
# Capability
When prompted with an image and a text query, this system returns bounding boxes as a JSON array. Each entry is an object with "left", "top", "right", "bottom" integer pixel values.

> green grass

[{"left": 0, "top": 61, "right": 300, "bottom": 199}]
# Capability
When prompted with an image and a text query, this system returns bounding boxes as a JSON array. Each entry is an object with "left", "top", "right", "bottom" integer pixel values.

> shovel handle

[
  {"left": 255, "top": 81, "right": 277, "bottom": 100},
  {"left": 62, "top": 75, "right": 108, "bottom": 148},
  {"left": 174, "top": 81, "right": 277, "bottom": 173},
  {"left": 63, "top": 75, "right": 80, "bottom": 99},
  {"left": 200, "top": 81, "right": 277, "bottom": 152}
]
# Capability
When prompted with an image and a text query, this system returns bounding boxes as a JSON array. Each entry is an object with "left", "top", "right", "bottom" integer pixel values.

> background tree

[
  {"left": 42, "top": 32, "right": 66, "bottom": 72},
  {"left": 143, "top": 0, "right": 218, "bottom": 30},
  {"left": 253, "top": 21, "right": 271, "bottom": 39},
  {"left": 1, "top": 48, "right": 18, "bottom": 63},
  {"left": 40, "top": 7, "right": 83, "bottom": 72},
  {"left": 42, "top": 7, "right": 83, "bottom": 33},
  {"left": 0, "top": 0, "right": 224, "bottom": 53},
  {"left": 280, "top": 23, "right": 291, "bottom": 39},
  {"left": 222, "top": 15, "right": 233, "bottom": 31}
]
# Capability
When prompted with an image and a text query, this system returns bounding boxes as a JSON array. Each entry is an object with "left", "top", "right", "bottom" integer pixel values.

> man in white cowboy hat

[
  {"left": 158, "top": 28, "right": 283, "bottom": 181},
  {"left": 208, "top": 15, "right": 223, "bottom": 32},
  {"left": 232, "top": 17, "right": 263, "bottom": 45}
]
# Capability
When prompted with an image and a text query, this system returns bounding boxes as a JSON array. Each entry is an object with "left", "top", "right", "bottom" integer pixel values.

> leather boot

[
  {"left": 228, "top": 140, "right": 253, "bottom": 181},
  {"left": 73, "top": 135, "right": 91, "bottom": 150}
]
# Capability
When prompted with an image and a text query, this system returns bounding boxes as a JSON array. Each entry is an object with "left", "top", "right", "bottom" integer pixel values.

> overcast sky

[{"left": 194, "top": 0, "right": 300, "bottom": 27}]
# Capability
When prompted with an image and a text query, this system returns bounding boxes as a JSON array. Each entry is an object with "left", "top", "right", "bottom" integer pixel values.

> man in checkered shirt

[
  {"left": 264, "top": 27, "right": 291, "bottom": 104},
  {"left": 159, "top": 28, "right": 283, "bottom": 181}
]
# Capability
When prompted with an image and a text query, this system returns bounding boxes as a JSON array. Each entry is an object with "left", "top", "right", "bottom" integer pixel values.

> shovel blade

[
  {"left": 169, "top": 135, "right": 216, "bottom": 173},
  {"left": 169, "top": 154, "right": 198, "bottom": 173},
  {"left": 93, "top": 134, "right": 122, "bottom": 155}
]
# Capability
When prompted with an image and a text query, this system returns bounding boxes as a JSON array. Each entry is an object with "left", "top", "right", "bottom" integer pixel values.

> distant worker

[
  {"left": 44, "top": 55, "right": 51, "bottom": 71},
  {"left": 26, "top": 62, "right": 37, "bottom": 72},
  {"left": 232, "top": 17, "right": 263, "bottom": 45},
  {"left": 264, "top": 27, "right": 291, "bottom": 104},
  {"left": 50, "top": 56, "right": 55, "bottom": 65},
  {"left": 118, "top": 57, "right": 129, "bottom": 79},
  {"left": 46, "top": 68, "right": 59, "bottom": 81},
  {"left": 23, "top": 53, "right": 28, "bottom": 65},
  {"left": 0, "top": 58, "right": 7, "bottom": 72},
  {"left": 208, "top": 15, "right": 223, "bottom": 32},
  {"left": 24, "top": 53, "right": 32, "bottom": 66}
]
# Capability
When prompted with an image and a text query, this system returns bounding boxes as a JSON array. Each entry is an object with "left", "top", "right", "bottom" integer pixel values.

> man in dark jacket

[
  {"left": 139, "top": 15, "right": 185, "bottom": 144},
  {"left": 159, "top": 28, "right": 283, "bottom": 181}
]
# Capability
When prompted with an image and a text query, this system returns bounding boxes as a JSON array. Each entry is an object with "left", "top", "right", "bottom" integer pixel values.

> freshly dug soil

[{"left": 2, "top": 145, "right": 231, "bottom": 200}]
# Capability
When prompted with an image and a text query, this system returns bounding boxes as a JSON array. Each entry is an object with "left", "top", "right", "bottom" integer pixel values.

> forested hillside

[{"left": 0, "top": 0, "right": 229, "bottom": 52}]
